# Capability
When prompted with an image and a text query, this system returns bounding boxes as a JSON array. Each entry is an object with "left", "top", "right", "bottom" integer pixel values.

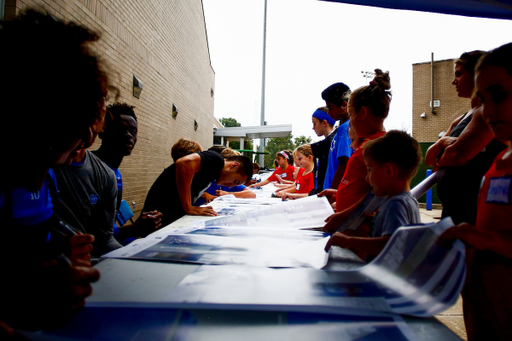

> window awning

[
  {"left": 213, "top": 124, "right": 292, "bottom": 139},
  {"left": 319, "top": 0, "right": 512, "bottom": 20}
]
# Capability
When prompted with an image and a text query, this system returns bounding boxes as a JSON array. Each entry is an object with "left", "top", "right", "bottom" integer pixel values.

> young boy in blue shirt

[{"left": 325, "top": 130, "right": 422, "bottom": 260}]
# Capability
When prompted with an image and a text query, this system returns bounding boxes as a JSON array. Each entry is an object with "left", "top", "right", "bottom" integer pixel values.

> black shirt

[
  {"left": 142, "top": 151, "right": 225, "bottom": 227},
  {"left": 311, "top": 133, "right": 334, "bottom": 194},
  {"left": 437, "top": 112, "right": 506, "bottom": 225}
]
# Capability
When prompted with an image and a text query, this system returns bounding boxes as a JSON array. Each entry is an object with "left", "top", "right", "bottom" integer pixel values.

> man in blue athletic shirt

[
  {"left": 93, "top": 103, "right": 163, "bottom": 240},
  {"left": 320, "top": 82, "right": 353, "bottom": 190}
]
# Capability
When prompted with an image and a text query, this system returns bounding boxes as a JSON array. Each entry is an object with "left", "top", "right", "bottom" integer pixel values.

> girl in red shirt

[
  {"left": 278, "top": 145, "right": 315, "bottom": 200},
  {"left": 323, "top": 69, "right": 391, "bottom": 235},
  {"left": 438, "top": 42, "right": 512, "bottom": 341},
  {"left": 249, "top": 150, "right": 294, "bottom": 188}
]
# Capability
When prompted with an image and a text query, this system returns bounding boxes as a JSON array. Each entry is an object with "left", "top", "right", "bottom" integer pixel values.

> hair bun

[{"left": 371, "top": 69, "right": 391, "bottom": 92}]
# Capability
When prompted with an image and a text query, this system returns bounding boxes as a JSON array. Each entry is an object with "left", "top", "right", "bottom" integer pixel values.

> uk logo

[{"left": 90, "top": 194, "right": 99, "bottom": 205}]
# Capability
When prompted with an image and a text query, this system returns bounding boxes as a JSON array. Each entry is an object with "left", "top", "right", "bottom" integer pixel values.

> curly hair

[
  {"left": 100, "top": 102, "right": 137, "bottom": 138},
  {"left": 350, "top": 69, "right": 392, "bottom": 119},
  {"left": 0, "top": 10, "right": 110, "bottom": 165}
]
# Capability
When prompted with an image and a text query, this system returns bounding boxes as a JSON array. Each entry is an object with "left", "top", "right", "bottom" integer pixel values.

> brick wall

[
  {"left": 8, "top": 0, "right": 216, "bottom": 215},
  {"left": 412, "top": 59, "right": 471, "bottom": 142}
]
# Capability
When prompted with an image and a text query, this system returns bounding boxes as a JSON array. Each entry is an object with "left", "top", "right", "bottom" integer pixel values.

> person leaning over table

[{"left": 142, "top": 151, "right": 253, "bottom": 227}]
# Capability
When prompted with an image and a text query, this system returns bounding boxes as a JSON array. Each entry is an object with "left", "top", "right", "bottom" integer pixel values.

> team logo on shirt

[
  {"left": 330, "top": 138, "right": 337, "bottom": 152},
  {"left": 486, "top": 177, "right": 511, "bottom": 204},
  {"left": 90, "top": 194, "right": 99, "bottom": 206}
]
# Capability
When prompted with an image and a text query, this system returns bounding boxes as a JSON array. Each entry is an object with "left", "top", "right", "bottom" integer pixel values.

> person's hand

[
  {"left": 248, "top": 183, "right": 259, "bottom": 188},
  {"left": 69, "top": 234, "right": 94, "bottom": 267},
  {"left": 318, "top": 189, "right": 337, "bottom": 204},
  {"left": 425, "top": 136, "right": 458, "bottom": 167},
  {"left": 215, "top": 190, "right": 229, "bottom": 197},
  {"left": 0, "top": 321, "right": 31, "bottom": 341},
  {"left": 186, "top": 206, "right": 219, "bottom": 217},
  {"left": 247, "top": 179, "right": 257, "bottom": 186},
  {"left": 33, "top": 260, "right": 101, "bottom": 328},
  {"left": 324, "top": 232, "right": 351, "bottom": 251},
  {"left": 275, "top": 191, "right": 286, "bottom": 198},
  {"left": 202, "top": 192, "right": 217, "bottom": 204},
  {"left": 437, "top": 223, "right": 493, "bottom": 250},
  {"left": 138, "top": 211, "right": 163, "bottom": 230},
  {"left": 282, "top": 193, "right": 295, "bottom": 200},
  {"left": 323, "top": 211, "right": 345, "bottom": 233}
]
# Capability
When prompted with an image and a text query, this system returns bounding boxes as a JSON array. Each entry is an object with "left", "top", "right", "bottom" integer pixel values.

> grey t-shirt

[
  {"left": 371, "top": 192, "right": 420, "bottom": 238},
  {"left": 53, "top": 150, "right": 121, "bottom": 257}
]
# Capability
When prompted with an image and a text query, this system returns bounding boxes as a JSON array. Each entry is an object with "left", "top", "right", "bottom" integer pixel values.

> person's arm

[
  {"left": 274, "top": 184, "right": 295, "bottom": 193},
  {"left": 275, "top": 185, "right": 296, "bottom": 197},
  {"left": 117, "top": 210, "right": 164, "bottom": 240},
  {"left": 323, "top": 194, "right": 366, "bottom": 233},
  {"left": 282, "top": 192, "right": 308, "bottom": 200},
  {"left": 176, "top": 154, "right": 218, "bottom": 217},
  {"left": 318, "top": 188, "right": 337, "bottom": 204},
  {"left": 216, "top": 188, "right": 256, "bottom": 199},
  {"left": 438, "top": 223, "right": 512, "bottom": 260},
  {"left": 249, "top": 178, "right": 271, "bottom": 188},
  {"left": 277, "top": 175, "right": 295, "bottom": 185},
  {"left": 425, "top": 136, "right": 458, "bottom": 166},
  {"left": 425, "top": 114, "right": 465, "bottom": 166},
  {"left": 437, "top": 108, "right": 496, "bottom": 167},
  {"left": 324, "top": 232, "right": 390, "bottom": 256},
  {"left": 331, "top": 156, "right": 348, "bottom": 189},
  {"left": 201, "top": 192, "right": 217, "bottom": 204}
]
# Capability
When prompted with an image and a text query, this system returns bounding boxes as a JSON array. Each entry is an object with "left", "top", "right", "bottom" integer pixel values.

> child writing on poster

[
  {"left": 325, "top": 130, "right": 422, "bottom": 260},
  {"left": 277, "top": 144, "right": 316, "bottom": 200},
  {"left": 249, "top": 151, "right": 294, "bottom": 188}
]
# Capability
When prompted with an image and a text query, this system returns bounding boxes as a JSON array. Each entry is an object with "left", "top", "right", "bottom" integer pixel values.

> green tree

[
  {"left": 263, "top": 133, "right": 295, "bottom": 168},
  {"left": 262, "top": 134, "right": 313, "bottom": 168},
  {"left": 219, "top": 117, "right": 241, "bottom": 127},
  {"left": 294, "top": 135, "right": 312, "bottom": 147}
]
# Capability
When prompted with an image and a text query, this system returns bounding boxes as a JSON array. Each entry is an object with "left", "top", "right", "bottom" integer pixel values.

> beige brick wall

[
  {"left": 9, "top": 0, "right": 216, "bottom": 215},
  {"left": 412, "top": 59, "right": 471, "bottom": 143}
]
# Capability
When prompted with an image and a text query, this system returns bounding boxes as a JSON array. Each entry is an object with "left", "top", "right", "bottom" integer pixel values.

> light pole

[
  {"left": 361, "top": 70, "right": 375, "bottom": 85},
  {"left": 258, "top": 0, "right": 268, "bottom": 167}
]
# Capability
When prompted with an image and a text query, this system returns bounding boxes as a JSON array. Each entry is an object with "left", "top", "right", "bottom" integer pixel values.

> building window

[{"left": 172, "top": 104, "right": 178, "bottom": 119}]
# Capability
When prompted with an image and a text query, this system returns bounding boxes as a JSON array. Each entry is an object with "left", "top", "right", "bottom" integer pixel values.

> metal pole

[
  {"left": 258, "top": 0, "right": 268, "bottom": 167},
  {"left": 431, "top": 52, "right": 435, "bottom": 115},
  {"left": 426, "top": 169, "right": 433, "bottom": 211}
]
